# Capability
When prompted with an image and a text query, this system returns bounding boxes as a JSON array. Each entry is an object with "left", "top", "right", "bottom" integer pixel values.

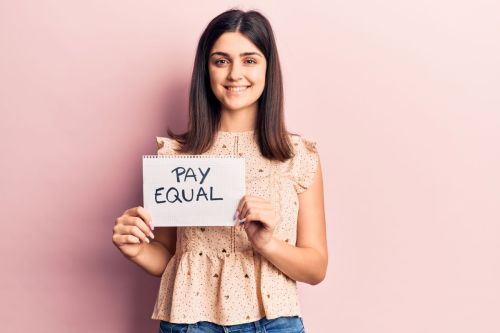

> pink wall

[{"left": 1, "top": 1, "right": 499, "bottom": 332}]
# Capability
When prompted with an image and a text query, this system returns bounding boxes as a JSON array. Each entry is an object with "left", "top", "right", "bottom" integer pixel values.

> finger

[
  {"left": 239, "top": 202, "right": 269, "bottom": 222},
  {"left": 243, "top": 212, "right": 273, "bottom": 230},
  {"left": 127, "top": 206, "right": 154, "bottom": 230},
  {"left": 236, "top": 195, "right": 256, "bottom": 217},
  {"left": 236, "top": 195, "right": 247, "bottom": 218},
  {"left": 123, "top": 216, "right": 155, "bottom": 240},
  {"left": 113, "top": 222, "right": 149, "bottom": 239},
  {"left": 237, "top": 196, "right": 253, "bottom": 220},
  {"left": 136, "top": 206, "right": 154, "bottom": 230},
  {"left": 126, "top": 225, "right": 150, "bottom": 243},
  {"left": 236, "top": 195, "right": 269, "bottom": 224},
  {"left": 113, "top": 234, "right": 141, "bottom": 246}
]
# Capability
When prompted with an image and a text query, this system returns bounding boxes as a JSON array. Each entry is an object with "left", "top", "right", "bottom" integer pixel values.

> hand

[
  {"left": 112, "top": 206, "right": 155, "bottom": 259},
  {"left": 234, "top": 195, "right": 278, "bottom": 252}
]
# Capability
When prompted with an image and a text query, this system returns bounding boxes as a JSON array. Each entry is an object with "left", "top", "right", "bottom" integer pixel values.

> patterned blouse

[{"left": 151, "top": 129, "right": 320, "bottom": 325}]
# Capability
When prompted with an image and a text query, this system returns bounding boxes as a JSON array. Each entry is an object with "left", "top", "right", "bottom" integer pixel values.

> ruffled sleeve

[
  {"left": 292, "top": 135, "right": 320, "bottom": 194},
  {"left": 156, "top": 136, "right": 178, "bottom": 156}
]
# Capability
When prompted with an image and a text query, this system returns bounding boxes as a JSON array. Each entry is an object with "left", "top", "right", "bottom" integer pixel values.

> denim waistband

[{"left": 160, "top": 315, "right": 303, "bottom": 333}]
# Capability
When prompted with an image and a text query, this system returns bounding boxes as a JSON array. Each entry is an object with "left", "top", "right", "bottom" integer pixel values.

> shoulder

[
  {"left": 287, "top": 133, "right": 319, "bottom": 156},
  {"left": 286, "top": 133, "right": 320, "bottom": 194},
  {"left": 155, "top": 136, "right": 181, "bottom": 155}
]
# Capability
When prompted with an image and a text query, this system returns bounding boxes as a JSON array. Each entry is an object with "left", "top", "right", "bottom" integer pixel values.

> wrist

[
  {"left": 125, "top": 243, "right": 148, "bottom": 261},
  {"left": 255, "top": 236, "right": 278, "bottom": 256}
]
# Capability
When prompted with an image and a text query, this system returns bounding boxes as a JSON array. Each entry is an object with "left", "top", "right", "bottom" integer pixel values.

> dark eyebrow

[{"left": 210, "top": 51, "right": 263, "bottom": 58}]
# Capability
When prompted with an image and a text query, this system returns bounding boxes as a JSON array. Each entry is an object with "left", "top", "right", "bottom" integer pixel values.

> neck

[{"left": 218, "top": 103, "right": 257, "bottom": 132}]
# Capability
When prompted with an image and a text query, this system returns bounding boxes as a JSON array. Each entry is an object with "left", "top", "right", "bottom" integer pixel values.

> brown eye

[
  {"left": 246, "top": 58, "right": 257, "bottom": 64},
  {"left": 215, "top": 59, "right": 228, "bottom": 65}
]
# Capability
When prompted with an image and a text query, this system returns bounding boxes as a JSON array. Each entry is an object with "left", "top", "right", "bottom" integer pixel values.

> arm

[
  {"left": 255, "top": 158, "right": 328, "bottom": 285},
  {"left": 128, "top": 227, "right": 177, "bottom": 278}
]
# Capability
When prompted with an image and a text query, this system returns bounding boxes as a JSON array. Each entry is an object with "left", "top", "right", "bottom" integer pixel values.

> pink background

[{"left": 1, "top": 1, "right": 499, "bottom": 332}]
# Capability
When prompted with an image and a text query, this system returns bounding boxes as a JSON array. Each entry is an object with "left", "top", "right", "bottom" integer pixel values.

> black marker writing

[
  {"left": 154, "top": 186, "right": 223, "bottom": 204},
  {"left": 171, "top": 167, "right": 211, "bottom": 185}
]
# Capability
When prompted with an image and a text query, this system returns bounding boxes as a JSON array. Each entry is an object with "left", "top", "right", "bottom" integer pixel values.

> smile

[{"left": 224, "top": 85, "right": 251, "bottom": 92}]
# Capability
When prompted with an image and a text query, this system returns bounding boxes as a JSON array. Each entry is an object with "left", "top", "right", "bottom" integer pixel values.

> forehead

[{"left": 210, "top": 32, "right": 261, "bottom": 54}]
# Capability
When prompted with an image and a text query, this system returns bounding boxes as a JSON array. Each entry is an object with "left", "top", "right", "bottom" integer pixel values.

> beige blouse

[{"left": 151, "top": 129, "right": 320, "bottom": 325}]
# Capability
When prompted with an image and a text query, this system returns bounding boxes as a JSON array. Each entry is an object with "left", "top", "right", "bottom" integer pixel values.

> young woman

[{"left": 112, "top": 8, "right": 327, "bottom": 333}]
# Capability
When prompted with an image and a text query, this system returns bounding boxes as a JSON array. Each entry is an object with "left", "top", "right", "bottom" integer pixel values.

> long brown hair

[{"left": 167, "top": 8, "right": 296, "bottom": 161}]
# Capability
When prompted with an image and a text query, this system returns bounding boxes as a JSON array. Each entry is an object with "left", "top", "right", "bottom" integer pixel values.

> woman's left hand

[{"left": 234, "top": 195, "right": 278, "bottom": 252}]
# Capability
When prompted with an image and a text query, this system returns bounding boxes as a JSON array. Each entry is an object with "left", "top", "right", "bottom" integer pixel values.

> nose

[{"left": 228, "top": 63, "right": 243, "bottom": 81}]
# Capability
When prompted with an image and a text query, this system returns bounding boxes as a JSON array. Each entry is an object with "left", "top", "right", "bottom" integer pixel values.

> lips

[{"left": 224, "top": 85, "right": 251, "bottom": 92}]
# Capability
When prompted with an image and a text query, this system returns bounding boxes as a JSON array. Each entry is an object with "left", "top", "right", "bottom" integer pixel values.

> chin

[{"left": 222, "top": 102, "right": 253, "bottom": 111}]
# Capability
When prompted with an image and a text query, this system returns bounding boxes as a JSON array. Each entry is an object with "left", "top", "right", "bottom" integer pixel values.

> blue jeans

[{"left": 158, "top": 315, "right": 305, "bottom": 333}]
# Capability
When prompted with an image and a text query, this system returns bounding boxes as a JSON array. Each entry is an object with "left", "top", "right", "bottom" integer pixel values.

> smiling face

[{"left": 208, "top": 32, "right": 267, "bottom": 114}]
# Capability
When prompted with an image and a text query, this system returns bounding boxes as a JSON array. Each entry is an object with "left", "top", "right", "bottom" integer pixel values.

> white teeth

[{"left": 226, "top": 86, "right": 249, "bottom": 92}]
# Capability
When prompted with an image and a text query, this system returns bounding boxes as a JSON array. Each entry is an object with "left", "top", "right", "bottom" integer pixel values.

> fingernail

[
  {"left": 149, "top": 232, "right": 154, "bottom": 239},
  {"left": 144, "top": 237, "right": 150, "bottom": 243},
  {"left": 233, "top": 210, "right": 239, "bottom": 220},
  {"left": 150, "top": 221, "right": 154, "bottom": 230}
]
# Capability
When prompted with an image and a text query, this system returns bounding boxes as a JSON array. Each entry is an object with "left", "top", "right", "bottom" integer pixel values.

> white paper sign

[{"left": 142, "top": 155, "right": 245, "bottom": 227}]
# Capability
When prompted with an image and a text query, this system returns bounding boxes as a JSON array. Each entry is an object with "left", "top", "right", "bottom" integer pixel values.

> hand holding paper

[
  {"left": 112, "top": 206, "right": 155, "bottom": 259},
  {"left": 234, "top": 195, "right": 279, "bottom": 253}
]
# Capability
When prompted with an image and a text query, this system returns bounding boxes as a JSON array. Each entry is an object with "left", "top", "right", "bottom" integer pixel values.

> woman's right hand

[{"left": 112, "top": 206, "right": 155, "bottom": 259}]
